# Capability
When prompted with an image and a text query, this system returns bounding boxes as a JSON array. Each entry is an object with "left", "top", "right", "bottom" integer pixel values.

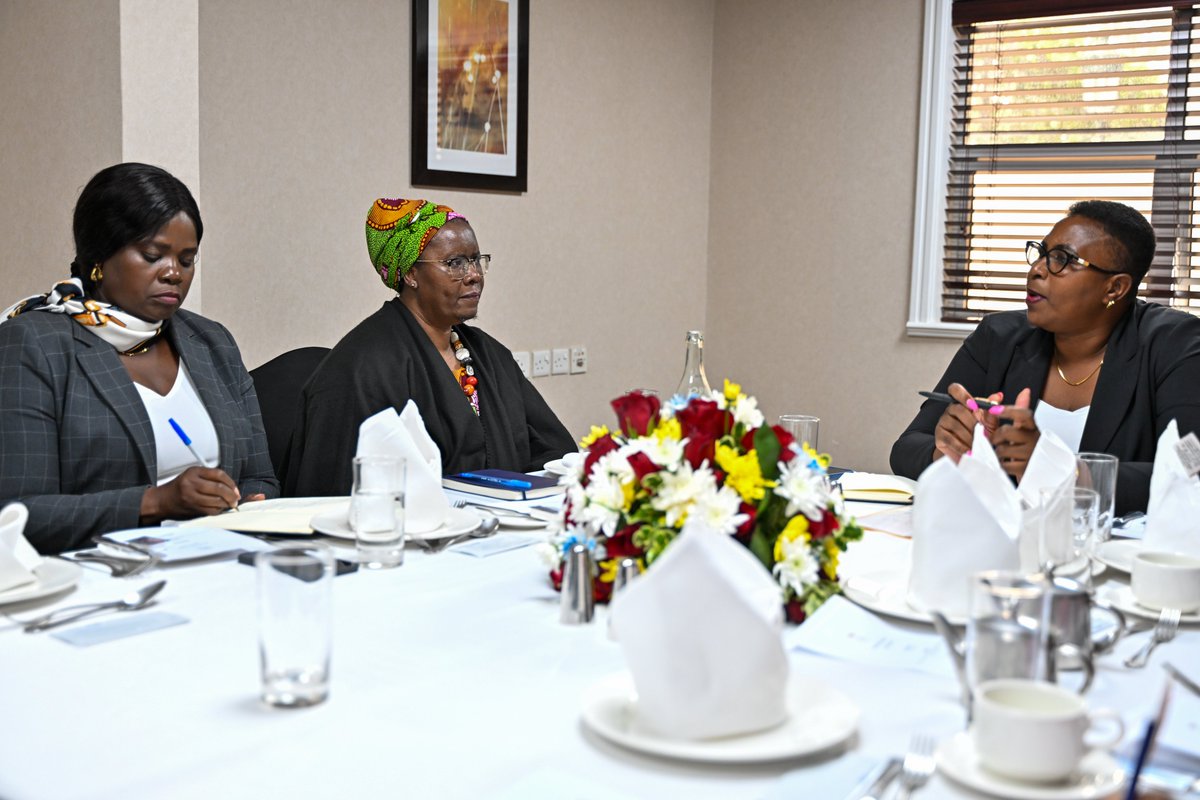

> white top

[
  {"left": 1034, "top": 399, "right": 1089, "bottom": 453},
  {"left": 134, "top": 361, "right": 220, "bottom": 485}
]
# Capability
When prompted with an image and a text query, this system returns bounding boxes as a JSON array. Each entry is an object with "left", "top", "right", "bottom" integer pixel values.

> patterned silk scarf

[{"left": 1, "top": 278, "right": 163, "bottom": 353}]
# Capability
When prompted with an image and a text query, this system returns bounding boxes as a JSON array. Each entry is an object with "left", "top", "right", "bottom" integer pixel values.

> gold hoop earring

[
  {"left": 90, "top": 265, "right": 103, "bottom": 283},
  {"left": 1106, "top": 299, "right": 1116, "bottom": 309}
]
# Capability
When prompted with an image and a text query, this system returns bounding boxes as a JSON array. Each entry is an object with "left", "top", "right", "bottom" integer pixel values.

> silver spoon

[
  {"left": 22, "top": 580, "right": 167, "bottom": 633},
  {"left": 72, "top": 550, "right": 151, "bottom": 578}
]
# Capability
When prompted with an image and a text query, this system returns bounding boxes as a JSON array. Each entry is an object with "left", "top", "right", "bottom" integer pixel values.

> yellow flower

[
  {"left": 621, "top": 479, "right": 636, "bottom": 511},
  {"left": 598, "top": 558, "right": 619, "bottom": 583},
  {"left": 715, "top": 442, "right": 770, "bottom": 503},
  {"left": 773, "top": 514, "right": 811, "bottom": 562},
  {"left": 823, "top": 538, "right": 840, "bottom": 580},
  {"left": 723, "top": 379, "right": 742, "bottom": 402},
  {"left": 654, "top": 416, "right": 682, "bottom": 443},
  {"left": 580, "top": 425, "right": 611, "bottom": 448},
  {"left": 802, "top": 443, "right": 832, "bottom": 470}
]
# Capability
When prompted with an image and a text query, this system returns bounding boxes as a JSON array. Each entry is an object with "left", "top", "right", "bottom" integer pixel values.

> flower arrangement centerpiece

[{"left": 544, "top": 381, "right": 863, "bottom": 623}]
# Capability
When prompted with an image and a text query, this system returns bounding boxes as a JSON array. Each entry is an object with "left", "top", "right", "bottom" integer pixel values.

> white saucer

[
  {"left": 1093, "top": 539, "right": 1142, "bottom": 574},
  {"left": 841, "top": 567, "right": 959, "bottom": 626},
  {"left": 310, "top": 506, "right": 481, "bottom": 542},
  {"left": 580, "top": 671, "right": 859, "bottom": 764},
  {"left": 936, "top": 732, "right": 1125, "bottom": 799},
  {"left": 1096, "top": 584, "right": 1200, "bottom": 624},
  {"left": 543, "top": 452, "right": 583, "bottom": 476},
  {"left": 0, "top": 559, "right": 83, "bottom": 606}
]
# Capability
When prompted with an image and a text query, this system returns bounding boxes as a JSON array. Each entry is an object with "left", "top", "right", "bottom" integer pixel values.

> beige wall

[
  {"left": 706, "top": 0, "right": 960, "bottom": 472},
  {"left": 198, "top": 0, "right": 715, "bottom": 441},
  {"left": 0, "top": 1, "right": 122, "bottom": 298}
]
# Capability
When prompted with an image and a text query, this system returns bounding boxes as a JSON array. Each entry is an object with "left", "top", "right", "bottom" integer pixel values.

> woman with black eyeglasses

[
  {"left": 890, "top": 200, "right": 1200, "bottom": 514},
  {"left": 284, "top": 198, "right": 574, "bottom": 496}
]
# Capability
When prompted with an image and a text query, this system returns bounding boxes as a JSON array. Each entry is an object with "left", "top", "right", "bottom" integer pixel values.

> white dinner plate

[
  {"left": 310, "top": 506, "right": 481, "bottom": 542},
  {"left": 841, "top": 567, "right": 953, "bottom": 626},
  {"left": 1092, "top": 538, "right": 1142, "bottom": 574},
  {"left": 579, "top": 671, "right": 859, "bottom": 764},
  {"left": 0, "top": 558, "right": 83, "bottom": 606},
  {"left": 543, "top": 452, "right": 583, "bottom": 476},
  {"left": 936, "top": 732, "right": 1125, "bottom": 800},
  {"left": 1096, "top": 584, "right": 1200, "bottom": 624}
]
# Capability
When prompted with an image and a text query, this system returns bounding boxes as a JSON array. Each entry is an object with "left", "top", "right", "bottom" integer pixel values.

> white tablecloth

[{"left": 0, "top": 505, "right": 1193, "bottom": 800}]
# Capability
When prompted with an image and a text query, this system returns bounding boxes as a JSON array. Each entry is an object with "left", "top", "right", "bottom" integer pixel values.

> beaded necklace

[{"left": 450, "top": 329, "right": 480, "bottom": 416}]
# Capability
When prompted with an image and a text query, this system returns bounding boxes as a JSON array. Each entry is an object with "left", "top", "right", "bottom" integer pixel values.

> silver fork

[
  {"left": 894, "top": 734, "right": 936, "bottom": 799},
  {"left": 1125, "top": 607, "right": 1181, "bottom": 668}
]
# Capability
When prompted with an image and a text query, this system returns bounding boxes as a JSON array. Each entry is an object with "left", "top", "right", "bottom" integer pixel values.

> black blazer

[
  {"left": 890, "top": 301, "right": 1200, "bottom": 514},
  {"left": 0, "top": 309, "right": 279, "bottom": 553}
]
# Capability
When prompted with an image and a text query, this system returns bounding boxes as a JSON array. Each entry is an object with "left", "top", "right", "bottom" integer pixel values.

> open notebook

[{"left": 837, "top": 473, "right": 916, "bottom": 505}]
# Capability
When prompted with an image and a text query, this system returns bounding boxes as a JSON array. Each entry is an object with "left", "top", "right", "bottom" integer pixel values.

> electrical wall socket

[
  {"left": 570, "top": 345, "right": 587, "bottom": 374},
  {"left": 532, "top": 350, "right": 551, "bottom": 377},
  {"left": 551, "top": 348, "right": 570, "bottom": 375},
  {"left": 512, "top": 351, "right": 531, "bottom": 378}
]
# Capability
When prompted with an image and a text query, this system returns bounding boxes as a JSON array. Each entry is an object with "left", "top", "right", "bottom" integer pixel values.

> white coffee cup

[
  {"left": 1131, "top": 551, "right": 1200, "bottom": 612},
  {"left": 972, "top": 679, "right": 1124, "bottom": 783}
]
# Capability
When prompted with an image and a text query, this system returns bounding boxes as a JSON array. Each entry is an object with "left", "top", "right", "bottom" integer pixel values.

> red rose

[
  {"left": 784, "top": 599, "right": 807, "bottom": 624},
  {"left": 605, "top": 524, "right": 644, "bottom": 559},
  {"left": 594, "top": 575, "right": 613, "bottom": 604},
  {"left": 734, "top": 502, "right": 757, "bottom": 543},
  {"left": 740, "top": 425, "right": 797, "bottom": 463},
  {"left": 549, "top": 566, "right": 563, "bottom": 591},
  {"left": 807, "top": 509, "right": 840, "bottom": 539},
  {"left": 683, "top": 432, "right": 716, "bottom": 469},
  {"left": 626, "top": 451, "right": 660, "bottom": 482},
  {"left": 675, "top": 399, "right": 731, "bottom": 441},
  {"left": 582, "top": 433, "right": 619, "bottom": 479},
  {"left": 611, "top": 392, "right": 661, "bottom": 437}
]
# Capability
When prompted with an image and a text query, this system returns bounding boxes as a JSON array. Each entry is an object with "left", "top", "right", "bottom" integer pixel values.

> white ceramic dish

[
  {"left": 841, "top": 567, "right": 954, "bottom": 626},
  {"left": 936, "top": 732, "right": 1125, "bottom": 799},
  {"left": 579, "top": 671, "right": 859, "bottom": 764},
  {"left": 0, "top": 559, "right": 83, "bottom": 606},
  {"left": 1096, "top": 583, "right": 1200, "bottom": 624},
  {"left": 1093, "top": 539, "right": 1142, "bottom": 574},
  {"left": 543, "top": 452, "right": 583, "bottom": 476},
  {"left": 310, "top": 506, "right": 480, "bottom": 542}
]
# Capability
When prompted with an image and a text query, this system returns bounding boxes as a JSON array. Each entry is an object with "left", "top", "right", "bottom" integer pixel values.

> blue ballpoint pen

[
  {"left": 168, "top": 418, "right": 237, "bottom": 511},
  {"left": 458, "top": 472, "right": 533, "bottom": 490}
]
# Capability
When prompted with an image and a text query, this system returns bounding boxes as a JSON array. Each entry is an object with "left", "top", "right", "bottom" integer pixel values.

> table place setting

[{"left": 0, "top": 501, "right": 84, "bottom": 608}]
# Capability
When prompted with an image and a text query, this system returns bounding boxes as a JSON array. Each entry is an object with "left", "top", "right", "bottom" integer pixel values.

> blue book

[{"left": 442, "top": 469, "right": 564, "bottom": 500}]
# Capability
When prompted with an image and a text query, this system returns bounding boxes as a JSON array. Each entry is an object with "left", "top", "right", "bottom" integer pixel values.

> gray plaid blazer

[{"left": 0, "top": 309, "right": 279, "bottom": 553}]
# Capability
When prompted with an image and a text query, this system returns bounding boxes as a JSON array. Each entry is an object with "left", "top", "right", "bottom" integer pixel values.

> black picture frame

[{"left": 411, "top": 0, "right": 529, "bottom": 192}]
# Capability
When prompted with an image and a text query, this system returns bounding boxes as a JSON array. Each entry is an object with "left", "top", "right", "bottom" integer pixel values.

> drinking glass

[
  {"left": 350, "top": 455, "right": 406, "bottom": 569},
  {"left": 257, "top": 544, "right": 335, "bottom": 708},
  {"left": 965, "top": 570, "right": 1052, "bottom": 691},
  {"left": 1037, "top": 486, "right": 1097, "bottom": 583},
  {"left": 1076, "top": 453, "right": 1118, "bottom": 543},
  {"left": 778, "top": 415, "right": 819, "bottom": 451}
]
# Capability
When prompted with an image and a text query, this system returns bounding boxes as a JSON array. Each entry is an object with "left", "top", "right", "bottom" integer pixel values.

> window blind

[{"left": 942, "top": 3, "right": 1200, "bottom": 323}]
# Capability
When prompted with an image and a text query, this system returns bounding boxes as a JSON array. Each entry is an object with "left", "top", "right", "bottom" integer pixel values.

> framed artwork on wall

[{"left": 411, "top": 0, "right": 529, "bottom": 192}]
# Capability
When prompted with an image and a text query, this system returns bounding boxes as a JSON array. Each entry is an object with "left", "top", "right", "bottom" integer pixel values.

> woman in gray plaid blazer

[{"left": 0, "top": 164, "right": 278, "bottom": 553}]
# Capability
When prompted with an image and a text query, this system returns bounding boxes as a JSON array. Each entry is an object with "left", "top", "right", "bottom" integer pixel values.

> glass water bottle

[{"left": 673, "top": 330, "right": 712, "bottom": 403}]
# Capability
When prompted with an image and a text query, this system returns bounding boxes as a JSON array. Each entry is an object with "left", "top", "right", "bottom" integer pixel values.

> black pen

[{"left": 918, "top": 390, "right": 1000, "bottom": 410}]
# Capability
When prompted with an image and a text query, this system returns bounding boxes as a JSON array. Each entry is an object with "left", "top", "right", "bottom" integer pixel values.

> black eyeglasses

[
  {"left": 413, "top": 254, "right": 490, "bottom": 281},
  {"left": 1025, "top": 241, "right": 1123, "bottom": 276}
]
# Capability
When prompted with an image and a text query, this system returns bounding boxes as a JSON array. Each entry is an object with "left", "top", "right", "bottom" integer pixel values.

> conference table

[{"left": 0, "top": 498, "right": 1196, "bottom": 800}]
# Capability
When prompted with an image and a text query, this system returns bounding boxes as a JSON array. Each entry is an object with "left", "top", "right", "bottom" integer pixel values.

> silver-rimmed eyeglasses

[
  {"left": 413, "top": 254, "right": 491, "bottom": 280},
  {"left": 1025, "top": 241, "right": 1123, "bottom": 276}
]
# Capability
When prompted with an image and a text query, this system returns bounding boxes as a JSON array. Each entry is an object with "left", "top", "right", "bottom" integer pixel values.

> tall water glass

[
  {"left": 1037, "top": 486, "right": 1097, "bottom": 582},
  {"left": 1076, "top": 453, "right": 1118, "bottom": 543},
  {"left": 351, "top": 455, "right": 406, "bottom": 569},
  {"left": 257, "top": 544, "right": 335, "bottom": 708},
  {"left": 778, "top": 415, "right": 819, "bottom": 451},
  {"left": 966, "top": 571, "right": 1052, "bottom": 692}
]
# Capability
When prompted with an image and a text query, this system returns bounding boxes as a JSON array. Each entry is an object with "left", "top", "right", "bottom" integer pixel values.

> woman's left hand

[{"left": 991, "top": 387, "right": 1040, "bottom": 481}]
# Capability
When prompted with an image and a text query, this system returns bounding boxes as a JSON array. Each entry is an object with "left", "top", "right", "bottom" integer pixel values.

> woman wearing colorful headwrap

[
  {"left": 284, "top": 198, "right": 574, "bottom": 495},
  {"left": 0, "top": 163, "right": 279, "bottom": 553}
]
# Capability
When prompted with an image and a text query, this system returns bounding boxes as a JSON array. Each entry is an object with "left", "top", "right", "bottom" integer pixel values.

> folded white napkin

[
  {"left": 356, "top": 402, "right": 449, "bottom": 533},
  {"left": 1145, "top": 420, "right": 1200, "bottom": 558},
  {"left": 608, "top": 520, "right": 789, "bottom": 740},
  {"left": 908, "top": 425, "right": 1076, "bottom": 617},
  {"left": 0, "top": 502, "right": 42, "bottom": 593}
]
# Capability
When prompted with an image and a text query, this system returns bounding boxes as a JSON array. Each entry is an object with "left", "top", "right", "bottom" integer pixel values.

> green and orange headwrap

[{"left": 365, "top": 198, "right": 464, "bottom": 291}]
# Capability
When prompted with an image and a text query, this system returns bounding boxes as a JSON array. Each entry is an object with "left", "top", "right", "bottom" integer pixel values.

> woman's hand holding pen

[
  {"left": 932, "top": 382, "right": 1005, "bottom": 464},
  {"left": 991, "top": 387, "right": 1040, "bottom": 481},
  {"left": 139, "top": 467, "right": 241, "bottom": 523}
]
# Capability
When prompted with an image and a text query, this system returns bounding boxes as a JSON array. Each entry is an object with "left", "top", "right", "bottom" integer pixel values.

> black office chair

[{"left": 250, "top": 346, "right": 330, "bottom": 488}]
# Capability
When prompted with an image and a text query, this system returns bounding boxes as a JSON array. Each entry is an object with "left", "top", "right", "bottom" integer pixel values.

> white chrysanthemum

[
  {"left": 650, "top": 462, "right": 716, "bottom": 527},
  {"left": 691, "top": 483, "right": 749, "bottom": 535},
  {"left": 535, "top": 541, "right": 562, "bottom": 568},
  {"left": 580, "top": 476, "right": 626, "bottom": 536},
  {"left": 730, "top": 394, "right": 765, "bottom": 430},
  {"left": 626, "top": 434, "right": 684, "bottom": 471},
  {"left": 775, "top": 458, "right": 828, "bottom": 521},
  {"left": 772, "top": 536, "right": 820, "bottom": 596}
]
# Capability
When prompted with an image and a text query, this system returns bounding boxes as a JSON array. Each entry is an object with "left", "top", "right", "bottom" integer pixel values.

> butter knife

[{"left": 852, "top": 757, "right": 901, "bottom": 800}]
